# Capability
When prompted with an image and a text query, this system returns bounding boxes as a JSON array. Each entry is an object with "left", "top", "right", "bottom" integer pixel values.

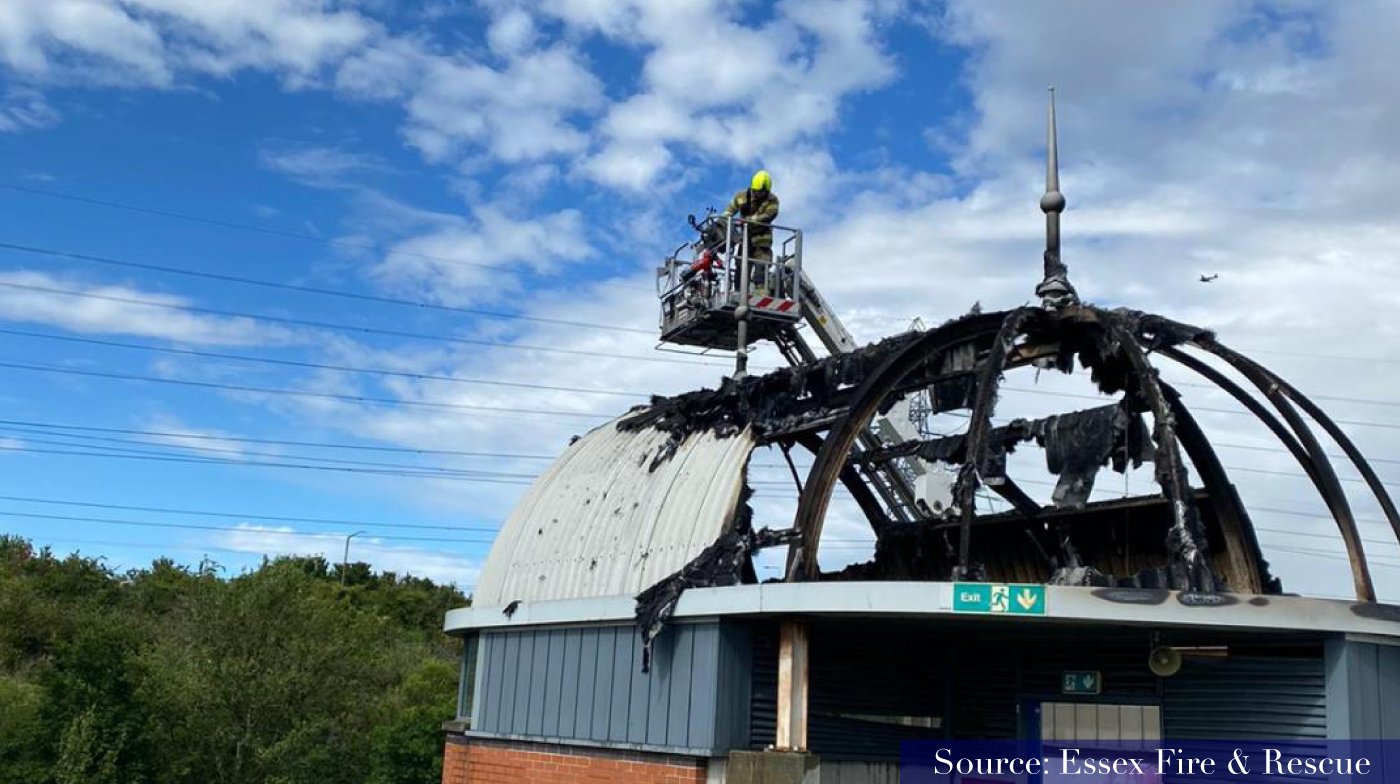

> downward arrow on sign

[{"left": 1017, "top": 589, "right": 1039, "bottom": 610}]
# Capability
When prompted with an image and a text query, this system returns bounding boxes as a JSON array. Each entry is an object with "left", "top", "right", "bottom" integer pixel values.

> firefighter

[{"left": 724, "top": 170, "right": 779, "bottom": 263}]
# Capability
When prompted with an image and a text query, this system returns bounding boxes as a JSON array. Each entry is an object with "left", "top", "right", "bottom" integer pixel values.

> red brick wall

[{"left": 443, "top": 736, "right": 708, "bottom": 784}]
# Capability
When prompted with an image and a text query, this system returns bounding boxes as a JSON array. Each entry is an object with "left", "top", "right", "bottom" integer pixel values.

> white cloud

[
  {"left": 214, "top": 524, "right": 482, "bottom": 587},
  {"left": 366, "top": 201, "right": 598, "bottom": 306},
  {"left": 401, "top": 44, "right": 605, "bottom": 164},
  {"left": 486, "top": 6, "right": 537, "bottom": 57},
  {"left": 136, "top": 413, "right": 251, "bottom": 460},
  {"left": 564, "top": 0, "right": 899, "bottom": 190},
  {"left": 0, "top": 270, "right": 287, "bottom": 346},
  {"left": 257, "top": 142, "right": 388, "bottom": 188},
  {"left": 124, "top": 0, "right": 373, "bottom": 82},
  {"left": 0, "top": 0, "right": 171, "bottom": 84},
  {"left": 0, "top": 0, "right": 374, "bottom": 87},
  {"left": 0, "top": 0, "right": 901, "bottom": 192},
  {"left": 0, "top": 87, "right": 59, "bottom": 132},
  {"left": 0, "top": 0, "right": 895, "bottom": 191},
  {"left": 333, "top": 35, "right": 426, "bottom": 100}
]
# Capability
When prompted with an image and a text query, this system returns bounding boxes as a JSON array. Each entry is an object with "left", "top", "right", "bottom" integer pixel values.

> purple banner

[{"left": 901, "top": 740, "right": 1400, "bottom": 784}]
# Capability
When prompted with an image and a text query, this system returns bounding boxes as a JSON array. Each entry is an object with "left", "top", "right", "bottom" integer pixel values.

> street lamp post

[{"left": 341, "top": 530, "right": 367, "bottom": 587}]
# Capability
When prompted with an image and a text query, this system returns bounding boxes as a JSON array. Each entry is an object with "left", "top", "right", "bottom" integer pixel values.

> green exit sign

[
  {"left": 1062, "top": 670, "right": 1102, "bottom": 695},
  {"left": 951, "top": 583, "right": 1046, "bottom": 615}
]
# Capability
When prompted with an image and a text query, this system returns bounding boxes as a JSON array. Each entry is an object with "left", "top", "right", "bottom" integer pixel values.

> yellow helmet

[{"left": 750, "top": 169, "right": 772, "bottom": 192}]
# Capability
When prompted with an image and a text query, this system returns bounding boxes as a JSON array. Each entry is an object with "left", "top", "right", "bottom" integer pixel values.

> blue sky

[{"left": 1, "top": 0, "right": 1397, "bottom": 600}]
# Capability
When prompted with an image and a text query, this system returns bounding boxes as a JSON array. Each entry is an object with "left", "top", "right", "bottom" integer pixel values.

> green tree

[
  {"left": 0, "top": 675, "right": 46, "bottom": 784},
  {"left": 53, "top": 707, "right": 137, "bottom": 784},
  {"left": 138, "top": 560, "right": 405, "bottom": 784},
  {"left": 38, "top": 616, "right": 154, "bottom": 784},
  {"left": 0, "top": 539, "right": 468, "bottom": 784},
  {"left": 367, "top": 659, "right": 459, "bottom": 784}
]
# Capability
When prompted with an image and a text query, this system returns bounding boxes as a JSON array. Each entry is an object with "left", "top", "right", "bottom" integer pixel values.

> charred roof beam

[{"left": 1181, "top": 339, "right": 1380, "bottom": 601}]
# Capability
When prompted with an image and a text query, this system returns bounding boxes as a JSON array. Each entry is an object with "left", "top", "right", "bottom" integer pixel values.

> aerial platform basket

[{"left": 656, "top": 214, "right": 803, "bottom": 352}]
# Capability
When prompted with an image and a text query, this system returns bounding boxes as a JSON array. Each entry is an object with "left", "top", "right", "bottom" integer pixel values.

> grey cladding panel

[
  {"left": 528, "top": 630, "right": 549, "bottom": 736},
  {"left": 716, "top": 619, "right": 752, "bottom": 750},
  {"left": 1382, "top": 647, "right": 1400, "bottom": 738},
  {"left": 583, "top": 627, "right": 607, "bottom": 741},
  {"left": 592, "top": 626, "right": 616, "bottom": 742},
  {"left": 543, "top": 630, "right": 565, "bottom": 737},
  {"left": 665, "top": 628, "right": 694, "bottom": 748},
  {"left": 1328, "top": 638, "right": 1400, "bottom": 740},
  {"left": 558, "top": 628, "right": 581, "bottom": 738},
  {"left": 609, "top": 626, "right": 632, "bottom": 742},
  {"left": 505, "top": 632, "right": 525, "bottom": 734},
  {"left": 627, "top": 630, "right": 650, "bottom": 742},
  {"left": 472, "top": 622, "right": 741, "bottom": 755},
  {"left": 645, "top": 630, "right": 672, "bottom": 747},
  {"left": 516, "top": 632, "right": 537, "bottom": 736}
]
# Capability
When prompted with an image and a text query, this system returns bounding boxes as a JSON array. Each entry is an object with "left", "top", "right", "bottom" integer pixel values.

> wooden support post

[{"left": 775, "top": 619, "right": 809, "bottom": 751}]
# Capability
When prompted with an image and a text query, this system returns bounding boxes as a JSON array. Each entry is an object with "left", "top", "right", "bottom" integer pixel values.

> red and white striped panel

[{"left": 750, "top": 295, "right": 797, "bottom": 313}]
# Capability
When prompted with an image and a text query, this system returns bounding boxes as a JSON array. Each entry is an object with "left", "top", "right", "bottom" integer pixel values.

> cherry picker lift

[{"left": 656, "top": 210, "right": 952, "bottom": 526}]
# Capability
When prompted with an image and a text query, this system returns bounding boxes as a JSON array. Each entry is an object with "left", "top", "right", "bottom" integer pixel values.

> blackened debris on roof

[
  {"left": 617, "top": 331, "right": 924, "bottom": 470},
  {"left": 868, "top": 402, "right": 1150, "bottom": 510},
  {"left": 633, "top": 486, "right": 798, "bottom": 670}
]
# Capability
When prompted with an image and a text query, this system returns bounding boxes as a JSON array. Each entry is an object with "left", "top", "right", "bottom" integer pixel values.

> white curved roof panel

[{"left": 473, "top": 418, "right": 755, "bottom": 605}]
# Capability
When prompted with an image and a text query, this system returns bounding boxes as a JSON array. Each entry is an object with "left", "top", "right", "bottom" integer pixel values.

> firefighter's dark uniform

[{"left": 724, "top": 188, "right": 780, "bottom": 263}]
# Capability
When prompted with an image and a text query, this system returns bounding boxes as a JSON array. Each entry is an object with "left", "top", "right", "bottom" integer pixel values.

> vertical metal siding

[
  {"left": 472, "top": 621, "right": 746, "bottom": 755},
  {"left": 715, "top": 620, "right": 753, "bottom": 750},
  {"left": 1326, "top": 638, "right": 1400, "bottom": 739},
  {"left": 459, "top": 633, "right": 479, "bottom": 724}
]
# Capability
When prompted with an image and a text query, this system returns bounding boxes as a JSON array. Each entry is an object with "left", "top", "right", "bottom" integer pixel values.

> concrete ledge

[{"left": 727, "top": 750, "right": 819, "bottom": 784}]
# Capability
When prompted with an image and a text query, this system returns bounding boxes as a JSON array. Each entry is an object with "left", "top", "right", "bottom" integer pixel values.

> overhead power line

[
  {"left": 0, "top": 181, "right": 651, "bottom": 294},
  {"left": 0, "top": 444, "right": 536, "bottom": 484},
  {"left": 10, "top": 489, "right": 1385, "bottom": 562},
  {"left": 0, "top": 240, "right": 653, "bottom": 335},
  {"left": 0, "top": 329, "right": 1392, "bottom": 433},
  {"left": 0, "top": 508, "right": 495, "bottom": 544},
  {"left": 1226, "top": 463, "right": 1399, "bottom": 491},
  {"left": 5, "top": 183, "right": 1394, "bottom": 367},
  {"left": 1081, "top": 368, "right": 1400, "bottom": 410},
  {"left": 0, "top": 328, "right": 651, "bottom": 399},
  {"left": 0, "top": 418, "right": 558, "bottom": 458},
  {"left": 0, "top": 427, "right": 541, "bottom": 477},
  {"left": 0, "top": 359, "right": 616, "bottom": 419},
  {"left": 1242, "top": 349, "right": 1400, "bottom": 367},
  {"left": 5, "top": 414, "right": 1392, "bottom": 492},
  {"left": 1266, "top": 544, "right": 1400, "bottom": 568},
  {"left": 6, "top": 411, "right": 1396, "bottom": 473},
  {"left": 0, "top": 278, "right": 734, "bottom": 369},
  {"left": 1251, "top": 505, "right": 1390, "bottom": 528},
  {"left": 1252, "top": 524, "right": 1400, "bottom": 551},
  {"left": 0, "top": 493, "right": 498, "bottom": 534},
  {"left": 11, "top": 278, "right": 1393, "bottom": 419},
  {"left": 1215, "top": 441, "right": 1400, "bottom": 468}
]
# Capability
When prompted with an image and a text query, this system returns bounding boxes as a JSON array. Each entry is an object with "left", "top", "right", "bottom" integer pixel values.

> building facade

[{"left": 441, "top": 583, "right": 1400, "bottom": 784}]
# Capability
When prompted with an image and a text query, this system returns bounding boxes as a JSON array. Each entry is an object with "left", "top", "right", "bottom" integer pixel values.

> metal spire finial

[{"left": 1035, "top": 86, "right": 1077, "bottom": 308}]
